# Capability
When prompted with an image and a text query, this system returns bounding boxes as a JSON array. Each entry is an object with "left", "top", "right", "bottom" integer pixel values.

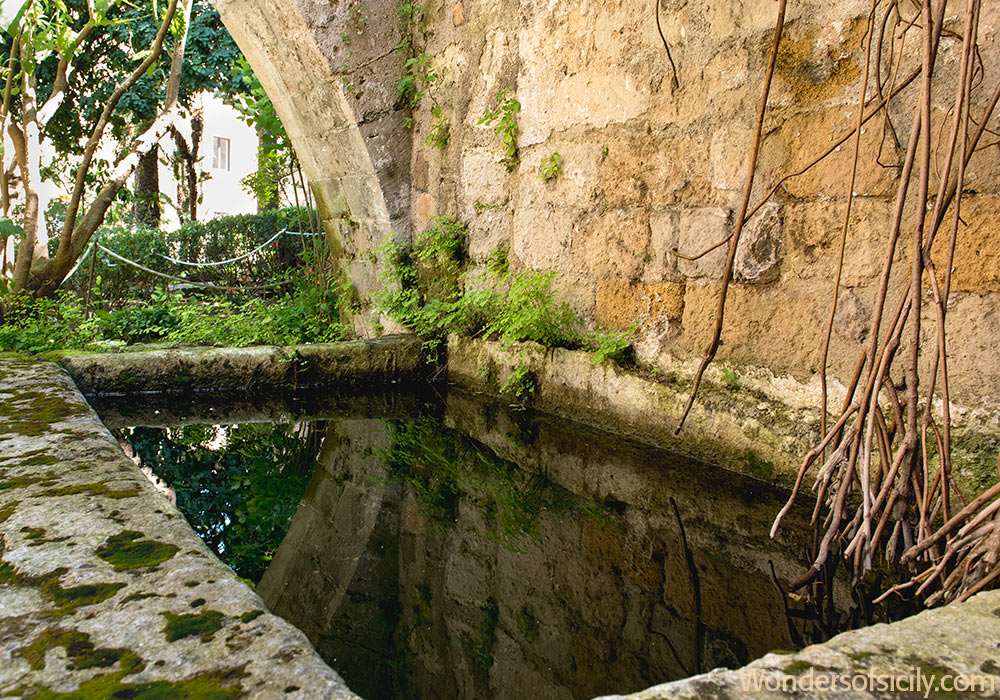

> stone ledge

[
  {"left": 0, "top": 356, "right": 360, "bottom": 699},
  {"left": 595, "top": 587, "right": 1000, "bottom": 699},
  {"left": 446, "top": 335, "right": 1000, "bottom": 495},
  {"left": 446, "top": 334, "right": 820, "bottom": 484},
  {"left": 42, "top": 334, "right": 428, "bottom": 396}
]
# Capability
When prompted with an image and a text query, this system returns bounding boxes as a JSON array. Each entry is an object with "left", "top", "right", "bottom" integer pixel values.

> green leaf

[{"left": 0, "top": 216, "right": 23, "bottom": 240}]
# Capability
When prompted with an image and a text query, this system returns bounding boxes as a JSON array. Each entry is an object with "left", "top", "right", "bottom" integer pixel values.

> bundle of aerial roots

[{"left": 669, "top": 0, "right": 1000, "bottom": 605}]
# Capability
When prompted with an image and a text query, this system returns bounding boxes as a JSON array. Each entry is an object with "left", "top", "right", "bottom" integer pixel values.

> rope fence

[{"left": 65, "top": 227, "right": 316, "bottom": 292}]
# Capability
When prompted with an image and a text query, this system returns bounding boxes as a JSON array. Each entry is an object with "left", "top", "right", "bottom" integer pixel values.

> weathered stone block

[
  {"left": 676, "top": 207, "right": 732, "bottom": 279},
  {"left": 520, "top": 142, "right": 603, "bottom": 209},
  {"left": 466, "top": 208, "right": 513, "bottom": 261},
  {"left": 929, "top": 195, "right": 1000, "bottom": 293},
  {"left": 461, "top": 147, "right": 511, "bottom": 208},
  {"left": 512, "top": 205, "right": 576, "bottom": 271},
  {"left": 339, "top": 174, "right": 392, "bottom": 223},
  {"left": 598, "top": 135, "right": 712, "bottom": 209},
  {"left": 782, "top": 198, "right": 895, "bottom": 286},
  {"left": 412, "top": 192, "right": 437, "bottom": 227},
  {"left": 644, "top": 211, "right": 681, "bottom": 282},
  {"left": 574, "top": 208, "right": 652, "bottom": 278},
  {"left": 596, "top": 278, "right": 685, "bottom": 330},
  {"left": 777, "top": 106, "right": 899, "bottom": 199},
  {"left": 832, "top": 287, "right": 871, "bottom": 342},
  {"left": 735, "top": 203, "right": 782, "bottom": 284}
]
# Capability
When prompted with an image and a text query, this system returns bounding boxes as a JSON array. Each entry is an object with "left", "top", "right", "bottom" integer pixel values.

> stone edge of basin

[
  {"left": 0, "top": 356, "right": 362, "bottom": 699},
  {"left": 446, "top": 334, "right": 820, "bottom": 484},
  {"left": 593, "top": 586, "right": 1000, "bottom": 699},
  {"left": 446, "top": 334, "right": 1000, "bottom": 492},
  {"left": 41, "top": 334, "right": 429, "bottom": 396}
]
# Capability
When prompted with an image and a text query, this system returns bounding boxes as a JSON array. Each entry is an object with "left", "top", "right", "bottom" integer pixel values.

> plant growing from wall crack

[
  {"left": 479, "top": 89, "right": 521, "bottom": 171},
  {"left": 537, "top": 152, "right": 562, "bottom": 181}
]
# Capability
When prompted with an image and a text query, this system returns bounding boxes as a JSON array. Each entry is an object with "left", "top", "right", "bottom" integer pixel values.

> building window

[{"left": 212, "top": 136, "right": 230, "bottom": 170}]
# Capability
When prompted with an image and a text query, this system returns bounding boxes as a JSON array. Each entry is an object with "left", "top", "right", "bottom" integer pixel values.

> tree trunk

[
  {"left": 134, "top": 145, "right": 161, "bottom": 227},
  {"left": 188, "top": 112, "right": 202, "bottom": 221}
]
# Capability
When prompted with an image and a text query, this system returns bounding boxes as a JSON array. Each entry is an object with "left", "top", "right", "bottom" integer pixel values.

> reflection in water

[
  {"left": 115, "top": 421, "right": 323, "bottom": 582},
  {"left": 257, "top": 392, "right": 817, "bottom": 700},
  {"left": 103, "top": 388, "right": 875, "bottom": 699}
]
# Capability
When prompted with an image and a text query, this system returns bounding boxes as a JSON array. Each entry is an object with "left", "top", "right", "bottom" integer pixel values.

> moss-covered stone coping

[
  {"left": 43, "top": 334, "right": 428, "bottom": 396},
  {"left": 595, "top": 587, "right": 1000, "bottom": 699},
  {"left": 446, "top": 335, "right": 1000, "bottom": 495},
  {"left": 0, "top": 356, "right": 362, "bottom": 698},
  {"left": 446, "top": 334, "right": 822, "bottom": 484}
]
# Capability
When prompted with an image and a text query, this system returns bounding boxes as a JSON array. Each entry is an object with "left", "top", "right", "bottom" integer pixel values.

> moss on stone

[
  {"left": 163, "top": 610, "right": 226, "bottom": 642},
  {"left": 24, "top": 663, "right": 245, "bottom": 699},
  {"left": 16, "top": 628, "right": 135, "bottom": 672},
  {"left": 0, "top": 560, "right": 16, "bottom": 584},
  {"left": 848, "top": 650, "right": 875, "bottom": 664},
  {"left": 0, "top": 473, "right": 57, "bottom": 491},
  {"left": 2, "top": 564, "right": 129, "bottom": 611},
  {"left": 96, "top": 531, "right": 179, "bottom": 571},
  {"left": 122, "top": 591, "right": 160, "bottom": 604},
  {"left": 41, "top": 577, "right": 127, "bottom": 611},
  {"left": 20, "top": 454, "right": 59, "bottom": 467},
  {"left": 239, "top": 610, "right": 264, "bottom": 623},
  {"left": 41, "top": 482, "right": 139, "bottom": 499},
  {"left": 0, "top": 501, "right": 18, "bottom": 522},
  {"left": 783, "top": 660, "right": 815, "bottom": 676},
  {"left": 902, "top": 654, "right": 958, "bottom": 684}
]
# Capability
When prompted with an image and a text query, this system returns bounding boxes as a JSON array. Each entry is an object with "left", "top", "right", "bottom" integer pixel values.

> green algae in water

[
  {"left": 163, "top": 610, "right": 225, "bottom": 642},
  {"left": 96, "top": 530, "right": 179, "bottom": 570}
]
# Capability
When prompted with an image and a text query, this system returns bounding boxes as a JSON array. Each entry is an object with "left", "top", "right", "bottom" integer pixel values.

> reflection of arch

[
  {"left": 256, "top": 420, "right": 390, "bottom": 629},
  {"left": 212, "top": 0, "right": 395, "bottom": 325}
]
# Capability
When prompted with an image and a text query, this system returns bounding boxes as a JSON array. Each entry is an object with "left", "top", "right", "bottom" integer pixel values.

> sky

[{"left": 0, "top": 0, "right": 27, "bottom": 32}]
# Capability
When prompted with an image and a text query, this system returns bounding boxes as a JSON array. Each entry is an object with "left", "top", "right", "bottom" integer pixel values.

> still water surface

[{"left": 95, "top": 386, "right": 848, "bottom": 700}]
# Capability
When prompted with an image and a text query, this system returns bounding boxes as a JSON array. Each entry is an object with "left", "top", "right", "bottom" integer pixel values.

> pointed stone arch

[{"left": 212, "top": 0, "right": 403, "bottom": 333}]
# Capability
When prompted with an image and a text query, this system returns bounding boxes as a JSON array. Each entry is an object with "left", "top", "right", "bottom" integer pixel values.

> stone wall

[
  {"left": 217, "top": 0, "right": 1000, "bottom": 409},
  {"left": 390, "top": 0, "right": 1000, "bottom": 409}
]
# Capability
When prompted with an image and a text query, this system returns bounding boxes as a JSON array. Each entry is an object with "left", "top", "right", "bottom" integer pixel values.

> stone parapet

[
  {"left": 42, "top": 335, "right": 428, "bottom": 396},
  {"left": 0, "top": 356, "right": 361, "bottom": 698}
]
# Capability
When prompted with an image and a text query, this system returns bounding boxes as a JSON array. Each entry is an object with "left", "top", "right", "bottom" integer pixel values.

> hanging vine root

[{"left": 677, "top": 0, "right": 1000, "bottom": 605}]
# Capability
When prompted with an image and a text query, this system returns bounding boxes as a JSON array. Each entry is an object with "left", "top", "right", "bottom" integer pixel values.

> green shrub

[
  {"left": 61, "top": 207, "right": 315, "bottom": 308},
  {"left": 0, "top": 265, "right": 342, "bottom": 352},
  {"left": 0, "top": 291, "right": 102, "bottom": 352}
]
